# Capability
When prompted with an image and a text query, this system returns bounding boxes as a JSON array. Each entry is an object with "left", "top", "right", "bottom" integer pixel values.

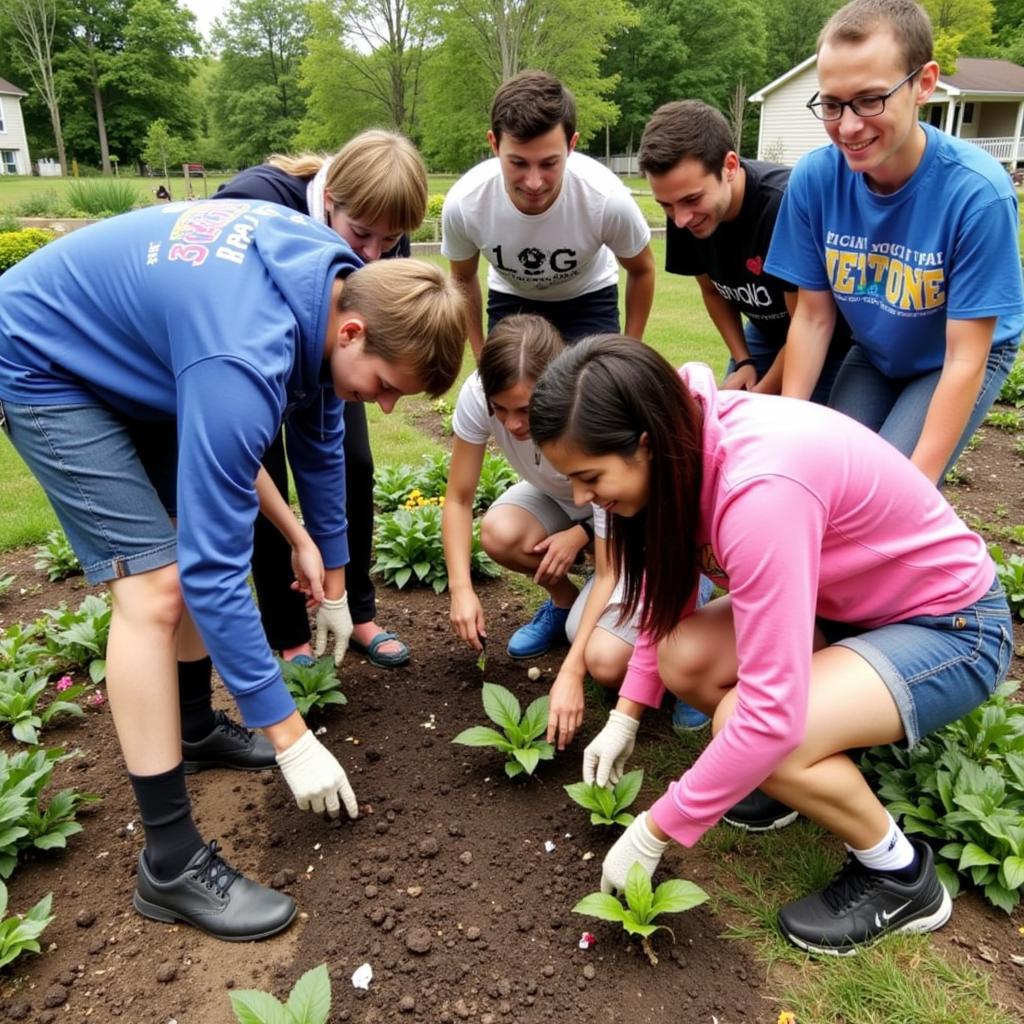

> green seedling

[
  {"left": 990, "top": 544, "right": 1024, "bottom": 618},
  {"left": 229, "top": 962, "right": 331, "bottom": 1024},
  {"left": 573, "top": 862, "right": 709, "bottom": 964},
  {"left": 0, "top": 574, "right": 15, "bottom": 599},
  {"left": 40, "top": 593, "right": 111, "bottom": 683},
  {"left": 0, "top": 669, "right": 86, "bottom": 744},
  {"left": 565, "top": 769, "right": 644, "bottom": 826},
  {"left": 452, "top": 682, "right": 554, "bottom": 778},
  {"left": 476, "top": 637, "right": 487, "bottom": 675},
  {"left": 0, "top": 883, "right": 54, "bottom": 970},
  {"left": 278, "top": 657, "right": 347, "bottom": 716},
  {"left": 33, "top": 529, "right": 81, "bottom": 582}
]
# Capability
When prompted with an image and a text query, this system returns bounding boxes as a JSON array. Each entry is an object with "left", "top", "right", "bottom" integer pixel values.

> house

[
  {"left": 0, "top": 76, "right": 32, "bottom": 175},
  {"left": 749, "top": 55, "right": 1024, "bottom": 168}
]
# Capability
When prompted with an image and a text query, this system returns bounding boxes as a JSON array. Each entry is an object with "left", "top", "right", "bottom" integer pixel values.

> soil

[{"left": 0, "top": 421, "right": 1022, "bottom": 1024}]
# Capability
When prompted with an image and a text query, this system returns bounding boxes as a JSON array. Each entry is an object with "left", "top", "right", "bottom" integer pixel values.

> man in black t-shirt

[{"left": 639, "top": 100, "right": 848, "bottom": 402}]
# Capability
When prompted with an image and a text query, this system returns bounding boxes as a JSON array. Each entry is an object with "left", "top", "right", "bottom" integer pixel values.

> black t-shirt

[
  {"left": 216, "top": 164, "right": 412, "bottom": 259},
  {"left": 665, "top": 160, "right": 796, "bottom": 347}
]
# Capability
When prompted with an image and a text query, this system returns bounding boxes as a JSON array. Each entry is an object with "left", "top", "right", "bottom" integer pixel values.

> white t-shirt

[{"left": 441, "top": 152, "right": 651, "bottom": 301}]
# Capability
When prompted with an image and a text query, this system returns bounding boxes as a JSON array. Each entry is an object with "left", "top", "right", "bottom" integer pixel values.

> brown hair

[
  {"left": 339, "top": 260, "right": 468, "bottom": 397},
  {"left": 268, "top": 129, "right": 428, "bottom": 232},
  {"left": 479, "top": 315, "right": 564, "bottom": 401},
  {"left": 529, "top": 336, "right": 704, "bottom": 640},
  {"left": 490, "top": 71, "right": 576, "bottom": 145},
  {"left": 638, "top": 100, "right": 735, "bottom": 178},
  {"left": 818, "top": 0, "right": 933, "bottom": 72}
]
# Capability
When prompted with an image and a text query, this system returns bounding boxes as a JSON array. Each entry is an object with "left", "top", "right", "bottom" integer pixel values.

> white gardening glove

[
  {"left": 582, "top": 709, "right": 640, "bottom": 787},
  {"left": 314, "top": 593, "right": 353, "bottom": 667},
  {"left": 275, "top": 730, "right": 358, "bottom": 819},
  {"left": 600, "top": 811, "right": 669, "bottom": 894}
]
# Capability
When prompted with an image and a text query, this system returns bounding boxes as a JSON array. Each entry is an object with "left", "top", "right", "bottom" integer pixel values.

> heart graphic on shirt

[{"left": 746, "top": 255, "right": 764, "bottom": 275}]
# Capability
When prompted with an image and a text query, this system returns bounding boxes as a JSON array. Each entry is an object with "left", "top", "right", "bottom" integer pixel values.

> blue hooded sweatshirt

[{"left": 0, "top": 200, "right": 363, "bottom": 726}]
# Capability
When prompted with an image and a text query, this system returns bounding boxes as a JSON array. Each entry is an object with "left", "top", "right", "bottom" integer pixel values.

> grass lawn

[{"left": 0, "top": 174, "right": 235, "bottom": 211}]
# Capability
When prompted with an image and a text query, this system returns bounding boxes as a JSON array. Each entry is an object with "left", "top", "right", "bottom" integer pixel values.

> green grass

[{"left": 0, "top": 174, "right": 234, "bottom": 211}]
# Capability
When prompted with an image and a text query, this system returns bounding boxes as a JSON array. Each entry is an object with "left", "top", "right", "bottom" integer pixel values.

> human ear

[
  {"left": 337, "top": 318, "right": 365, "bottom": 346},
  {"left": 487, "top": 130, "right": 500, "bottom": 158}
]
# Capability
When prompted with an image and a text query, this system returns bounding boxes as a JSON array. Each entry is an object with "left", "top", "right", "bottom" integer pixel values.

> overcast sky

[{"left": 182, "top": 0, "right": 231, "bottom": 41}]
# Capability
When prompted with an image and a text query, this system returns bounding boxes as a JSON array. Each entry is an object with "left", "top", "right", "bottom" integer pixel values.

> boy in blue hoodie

[{"left": 0, "top": 199, "right": 467, "bottom": 941}]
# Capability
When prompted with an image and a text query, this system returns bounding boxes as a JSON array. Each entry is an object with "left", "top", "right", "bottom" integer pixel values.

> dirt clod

[
  {"left": 155, "top": 961, "right": 178, "bottom": 983},
  {"left": 406, "top": 927, "right": 433, "bottom": 954},
  {"left": 42, "top": 985, "right": 67, "bottom": 1008}
]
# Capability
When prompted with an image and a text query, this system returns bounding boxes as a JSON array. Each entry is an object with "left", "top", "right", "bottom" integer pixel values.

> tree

[
  {"left": 762, "top": 0, "right": 844, "bottom": 84},
  {"left": 923, "top": 0, "right": 994, "bottom": 68},
  {"left": 0, "top": 0, "right": 67, "bottom": 173},
  {"left": 142, "top": 117, "right": 187, "bottom": 186}
]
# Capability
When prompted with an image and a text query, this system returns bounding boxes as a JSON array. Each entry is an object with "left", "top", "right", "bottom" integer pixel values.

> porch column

[
  {"left": 944, "top": 98, "right": 957, "bottom": 134},
  {"left": 1013, "top": 101, "right": 1024, "bottom": 165}
]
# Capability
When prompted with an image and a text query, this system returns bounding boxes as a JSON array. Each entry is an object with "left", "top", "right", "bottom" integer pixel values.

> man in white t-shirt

[{"left": 442, "top": 71, "right": 656, "bottom": 359}]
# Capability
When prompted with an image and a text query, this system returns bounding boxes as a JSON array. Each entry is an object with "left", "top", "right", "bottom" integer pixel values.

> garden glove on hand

[
  {"left": 314, "top": 593, "right": 353, "bottom": 666},
  {"left": 276, "top": 730, "right": 358, "bottom": 819},
  {"left": 583, "top": 709, "right": 640, "bottom": 787},
  {"left": 601, "top": 810, "right": 668, "bottom": 894}
]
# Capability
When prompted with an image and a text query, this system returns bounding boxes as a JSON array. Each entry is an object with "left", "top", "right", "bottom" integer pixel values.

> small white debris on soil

[
  {"left": 421, "top": 714, "right": 436, "bottom": 730},
  {"left": 314, "top": 725, "right": 327, "bottom": 736},
  {"left": 582, "top": 851, "right": 594, "bottom": 861},
  {"left": 351, "top": 962, "right": 373, "bottom": 990},
  {"left": 527, "top": 667, "right": 541, "bottom": 681},
  {"left": 544, "top": 840, "right": 556, "bottom": 853}
]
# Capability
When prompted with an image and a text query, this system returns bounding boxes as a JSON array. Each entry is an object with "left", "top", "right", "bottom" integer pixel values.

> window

[
  {"left": 962, "top": 102, "right": 975, "bottom": 125},
  {"left": 1, "top": 151, "right": 17, "bottom": 175}
]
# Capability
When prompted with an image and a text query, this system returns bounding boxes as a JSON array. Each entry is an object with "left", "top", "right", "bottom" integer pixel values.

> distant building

[
  {"left": 0, "top": 77, "right": 32, "bottom": 175},
  {"left": 750, "top": 55, "right": 1024, "bottom": 168}
]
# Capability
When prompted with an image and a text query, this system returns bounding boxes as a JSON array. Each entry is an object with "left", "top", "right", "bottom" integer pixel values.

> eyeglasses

[{"left": 806, "top": 67, "right": 921, "bottom": 121}]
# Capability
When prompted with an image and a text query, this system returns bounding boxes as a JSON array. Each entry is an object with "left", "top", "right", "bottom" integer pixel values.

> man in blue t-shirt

[
  {"left": 639, "top": 99, "right": 849, "bottom": 404},
  {"left": 766, "top": 0, "right": 1023, "bottom": 484}
]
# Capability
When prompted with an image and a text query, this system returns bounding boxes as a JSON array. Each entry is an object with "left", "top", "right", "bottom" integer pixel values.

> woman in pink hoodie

[{"left": 530, "top": 335, "right": 1012, "bottom": 956}]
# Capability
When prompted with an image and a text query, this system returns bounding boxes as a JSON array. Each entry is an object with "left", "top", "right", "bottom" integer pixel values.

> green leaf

[
  {"left": 612, "top": 812, "right": 636, "bottom": 827},
  {"left": 959, "top": 843, "right": 1000, "bottom": 870},
  {"left": 504, "top": 760, "right": 524, "bottom": 779},
  {"left": 533, "top": 740, "right": 555, "bottom": 761},
  {"left": 228, "top": 989, "right": 291, "bottom": 1024},
  {"left": 982, "top": 879, "right": 1019, "bottom": 915},
  {"left": 590, "top": 811, "right": 613, "bottom": 825},
  {"left": 650, "top": 878, "right": 709, "bottom": 916},
  {"left": 285, "top": 963, "right": 331, "bottom": 1024},
  {"left": 451, "top": 726, "right": 513, "bottom": 751},
  {"left": 564, "top": 781, "right": 599, "bottom": 813},
  {"left": 935, "top": 862, "right": 961, "bottom": 899},
  {"left": 482, "top": 683, "right": 520, "bottom": 732},
  {"left": 33, "top": 832, "right": 69, "bottom": 851},
  {"left": 11, "top": 720, "right": 38, "bottom": 745},
  {"left": 621, "top": 918, "right": 661, "bottom": 938},
  {"left": 572, "top": 892, "right": 628, "bottom": 922},
  {"left": 1000, "top": 854, "right": 1024, "bottom": 890},
  {"left": 393, "top": 566, "right": 412, "bottom": 589},
  {"left": 88, "top": 660, "right": 106, "bottom": 684},
  {"left": 594, "top": 785, "right": 616, "bottom": 819},
  {"left": 513, "top": 746, "right": 540, "bottom": 775},
  {"left": 613, "top": 769, "right": 644, "bottom": 812},
  {"left": 520, "top": 695, "right": 550, "bottom": 741},
  {"left": 624, "top": 862, "right": 654, "bottom": 923}
]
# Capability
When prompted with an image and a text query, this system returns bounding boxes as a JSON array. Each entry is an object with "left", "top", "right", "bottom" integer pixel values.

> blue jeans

[
  {"left": 1, "top": 399, "right": 178, "bottom": 583},
  {"left": 828, "top": 343, "right": 1020, "bottom": 479}
]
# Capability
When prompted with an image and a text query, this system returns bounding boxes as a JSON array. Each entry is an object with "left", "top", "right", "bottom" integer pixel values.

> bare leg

[{"left": 584, "top": 628, "right": 633, "bottom": 689}]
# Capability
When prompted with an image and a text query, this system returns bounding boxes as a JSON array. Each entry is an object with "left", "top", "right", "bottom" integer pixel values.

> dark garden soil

[{"left": 0, "top": 420, "right": 1023, "bottom": 1024}]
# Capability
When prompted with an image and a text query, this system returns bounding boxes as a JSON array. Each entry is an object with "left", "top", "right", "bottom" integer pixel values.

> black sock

[
  {"left": 128, "top": 763, "right": 204, "bottom": 880},
  {"left": 178, "top": 657, "right": 216, "bottom": 742},
  {"left": 879, "top": 848, "right": 921, "bottom": 883}
]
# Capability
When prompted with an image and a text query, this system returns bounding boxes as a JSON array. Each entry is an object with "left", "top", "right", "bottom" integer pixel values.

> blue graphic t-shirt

[{"left": 765, "top": 123, "right": 1023, "bottom": 377}]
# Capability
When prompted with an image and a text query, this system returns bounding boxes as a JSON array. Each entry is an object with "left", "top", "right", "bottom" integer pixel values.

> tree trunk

[{"left": 92, "top": 75, "right": 111, "bottom": 175}]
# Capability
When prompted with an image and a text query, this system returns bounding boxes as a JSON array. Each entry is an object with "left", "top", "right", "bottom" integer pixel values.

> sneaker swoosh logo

[{"left": 874, "top": 901, "right": 911, "bottom": 928}]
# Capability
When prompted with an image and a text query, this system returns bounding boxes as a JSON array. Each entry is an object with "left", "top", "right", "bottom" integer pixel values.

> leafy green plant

[
  {"left": 278, "top": 657, "right": 347, "bottom": 716},
  {"left": 40, "top": 594, "right": 111, "bottom": 682},
  {"left": 66, "top": 180, "right": 143, "bottom": 216},
  {"left": 373, "top": 505, "right": 500, "bottom": 594},
  {"left": 474, "top": 451, "right": 518, "bottom": 514},
  {"left": 0, "top": 669, "right": 86, "bottom": 744},
  {"left": 452, "top": 682, "right": 554, "bottom": 778},
  {"left": 0, "top": 228, "right": 56, "bottom": 273},
  {"left": 983, "top": 408, "right": 1022, "bottom": 432},
  {"left": 33, "top": 529, "right": 81, "bottom": 582},
  {"left": 0, "top": 746, "right": 100, "bottom": 879},
  {"left": 0, "top": 883, "right": 53, "bottom": 970},
  {"left": 229, "top": 962, "right": 331, "bottom": 1024},
  {"left": 373, "top": 463, "right": 421, "bottom": 512},
  {"left": 0, "top": 623, "right": 47, "bottom": 678},
  {"left": 0, "top": 213, "right": 22, "bottom": 234},
  {"left": 989, "top": 544, "right": 1024, "bottom": 618},
  {"left": 0, "top": 574, "right": 15, "bottom": 599},
  {"left": 431, "top": 396, "right": 455, "bottom": 435},
  {"left": 999, "top": 359, "right": 1024, "bottom": 407},
  {"left": 14, "top": 190, "right": 68, "bottom": 218},
  {"left": 426, "top": 193, "right": 445, "bottom": 220},
  {"left": 573, "top": 862, "right": 709, "bottom": 962},
  {"left": 413, "top": 450, "right": 450, "bottom": 499},
  {"left": 565, "top": 769, "right": 644, "bottom": 826},
  {"left": 860, "top": 680, "right": 1024, "bottom": 913}
]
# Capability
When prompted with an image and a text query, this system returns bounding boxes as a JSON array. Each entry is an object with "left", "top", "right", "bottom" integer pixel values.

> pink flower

[
  {"left": 578, "top": 931, "right": 596, "bottom": 950},
  {"left": 55, "top": 675, "right": 74, "bottom": 692},
  {"left": 87, "top": 690, "right": 106, "bottom": 707}
]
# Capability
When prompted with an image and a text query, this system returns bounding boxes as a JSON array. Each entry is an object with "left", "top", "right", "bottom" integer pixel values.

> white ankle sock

[{"left": 848, "top": 813, "right": 915, "bottom": 873}]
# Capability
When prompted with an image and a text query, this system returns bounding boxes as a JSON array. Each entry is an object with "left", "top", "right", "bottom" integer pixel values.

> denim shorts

[
  {"left": 825, "top": 577, "right": 1013, "bottom": 747},
  {"left": 1, "top": 399, "right": 178, "bottom": 584}
]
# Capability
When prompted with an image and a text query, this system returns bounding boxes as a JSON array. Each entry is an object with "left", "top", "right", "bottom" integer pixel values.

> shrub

[
  {"left": 426, "top": 193, "right": 445, "bottom": 220},
  {"left": 413, "top": 451, "right": 449, "bottom": 499},
  {"left": 474, "top": 452, "right": 517, "bottom": 514},
  {"left": 0, "top": 884, "right": 54, "bottom": 970},
  {"left": 374, "top": 463, "right": 421, "bottom": 513},
  {"left": 0, "top": 213, "right": 22, "bottom": 233},
  {"left": 1000, "top": 359, "right": 1024, "bottom": 407},
  {"left": 33, "top": 529, "right": 81, "bottom": 582},
  {"left": 278, "top": 656, "right": 347, "bottom": 716},
  {"left": 40, "top": 593, "right": 111, "bottom": 683},
  {"left": 14, "top": 189, "right": 66, "bottom": 217},
  {"left": 66, "top": 180, "right": 144, "bottom": 216},
  {"left": 0, "top": 228, "right": 56, "bottom": 273}
]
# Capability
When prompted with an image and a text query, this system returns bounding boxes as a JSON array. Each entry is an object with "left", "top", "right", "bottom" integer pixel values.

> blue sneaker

[
  {"left": 671, "top": 699, "right": 710, "bottom": 734},
  {"left": 286, "top": 654, "right": 316, "bottom": 668},
  {"left": 507, "top": 599, "right": 570, "bottom": 659}
]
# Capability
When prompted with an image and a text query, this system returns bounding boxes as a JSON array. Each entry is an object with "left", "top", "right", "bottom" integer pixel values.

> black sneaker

[
  {"left": 778, "top": 838, "right": 952, "bottom": 956},
  {"left": 722, "top": 788, "right": 798, "bottom": 831},
  {"left": 182, "top": 710, "right": 276, "bottom": 774},
  {"left": 133, "top": 841, "right": 297, "bottom": 941}
]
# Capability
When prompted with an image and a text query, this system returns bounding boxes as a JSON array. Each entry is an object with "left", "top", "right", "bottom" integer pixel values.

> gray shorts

[
  {"left": 488, "top": 480, "right": 590, "bottom": 534},
  {"left": 566, "top": 574, "right": 639, "bottom": 646}
]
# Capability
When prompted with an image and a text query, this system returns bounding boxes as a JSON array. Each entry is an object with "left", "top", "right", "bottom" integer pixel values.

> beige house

[
  {"left": 749, "top": 55, "right": 1024, "bottom": 168},
  {"left": 0, "top": 77, "right": 32, "bottom": 175}
]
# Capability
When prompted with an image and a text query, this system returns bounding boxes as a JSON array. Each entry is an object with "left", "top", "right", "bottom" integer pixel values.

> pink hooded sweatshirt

[{"left": 621, "top": 363, "right": 993, "bottom": 847}]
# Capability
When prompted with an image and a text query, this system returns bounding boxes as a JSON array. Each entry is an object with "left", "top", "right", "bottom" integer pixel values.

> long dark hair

[{"left": 529, "top": 336, "right": 704, "bottom": 641}]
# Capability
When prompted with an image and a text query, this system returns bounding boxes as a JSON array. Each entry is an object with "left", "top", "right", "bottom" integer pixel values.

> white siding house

[
  {"left": 0, "top": 77, "right": 32, "bottom": 175},
  {"left": 750, "top": 55, "right": 1024, "bottom": 168}
]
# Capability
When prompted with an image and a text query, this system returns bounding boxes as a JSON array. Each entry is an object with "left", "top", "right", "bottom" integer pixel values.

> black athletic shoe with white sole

[
  {"left": 778, "top": 838, "right": 952, "bottom": 956},
  {"left": 722, "top": 788, "right": 798, "bottom": 831}
]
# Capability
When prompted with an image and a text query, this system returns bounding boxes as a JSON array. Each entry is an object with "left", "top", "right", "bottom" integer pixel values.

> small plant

[
  {"left": 999, "top": 359, "right": 1024, "bottom": 407},
  {"left": 984, "top": 408, "right": 1022, "bottom": 432},
  {"left": 373, "top": 505, "right": 500, "bottom": 594},
  {"left": 0, "top": 669, "right": 86, "bottom": 744},
  {"left": 0, "top": 883, "right": 54, "bottom": 970},
  {"left": 0, "top": 213, "right": 22, "bottom": 233},
  {"left": 474, "top": 451, "right": 517, "bottom": 514},
  {"left": 573, "top": 862, "right": 709, "bottom": 964},
  {"left": 278, "top": 657, "right": 347, "bottom": 716},
  {"left": 0, "top": 623, "right": 47, "bottom": 677},
  {"left": 229, "top": 962, "right": 331, "bottom": 1024},
  {"left": 374, "top": 463, "right": 421, "bottom": 512},
  {"left": 990, "top": 544, "right": 1024, "bottom": 618},
  {"left": 944, "top": 460, "right": 971, "bottom": 487},
  {"left": 33, "top": 529, "right": 81, "bottom": 582},
  {"left": 431, "top": 396, "right": 455, "bottom": 435},
  {"left": 40, "top": 593, "right": 111, "bottom": 682},
  {"left": 452, "top": 682, "right": 554, "bottom": 778},
  {"left": 0, "top": 574, "right": 15, "bottom": 599},
  {"left": 66, "top": 179, "right": 143, "bottom": 216},
  {"left": 413, "top": 450, "right": 449, "bottom": 499},
  {"left": 14, "top": 189, "right": 67, "bottom": 217},
  {"left": 0, "top": 228, "right": 56, "bottom": 273},
  {"left": 565, "top": 769, "right": 644, "bottom": 826}
]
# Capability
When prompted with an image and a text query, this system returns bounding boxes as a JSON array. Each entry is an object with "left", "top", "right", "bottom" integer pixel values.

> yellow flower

[{"left": 777, "top": 1013, "right": 796, "bottom": 1024}]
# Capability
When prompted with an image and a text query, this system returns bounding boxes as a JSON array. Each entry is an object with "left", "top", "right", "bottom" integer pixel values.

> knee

[
  {"left": 112, "top": 565, "right": 186, "bottom": 633},
  {"left": 656, "top": 639, "right": 709, "bottom": 698},
  {"left": 585, "top": 637, "right": 629, "bottom": 689},
  {"left": 479, "top": 512, "right": 522, "bottom": 562}
]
